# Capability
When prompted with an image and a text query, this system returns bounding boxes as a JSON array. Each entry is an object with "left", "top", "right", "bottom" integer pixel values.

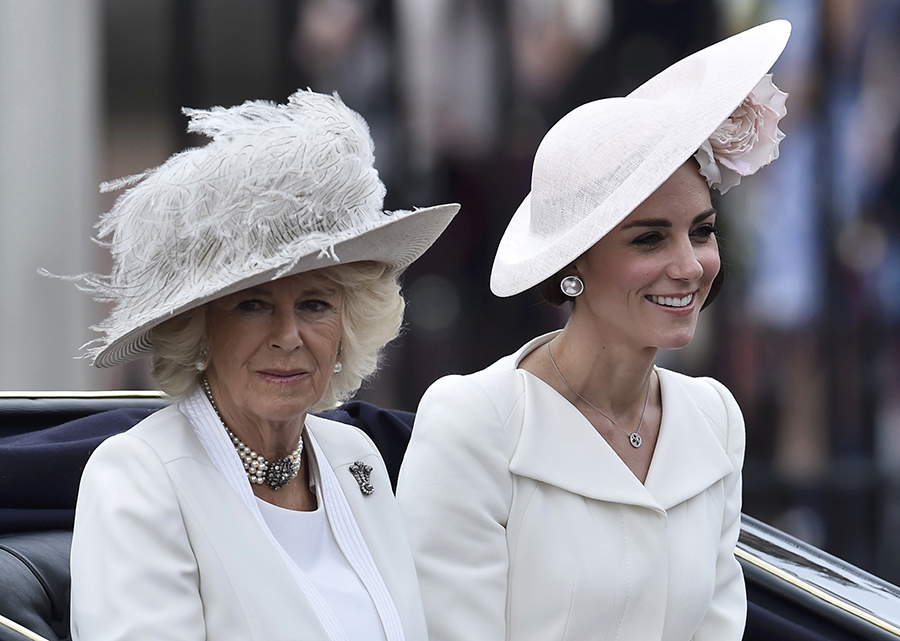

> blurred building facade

[{"left": 3, "top": 0, "right": 900, "bottom": 583}]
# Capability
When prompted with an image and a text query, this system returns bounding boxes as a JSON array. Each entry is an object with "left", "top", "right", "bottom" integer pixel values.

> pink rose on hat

[{"left": 694, "top": 73, "right": 788, "bottom": 194}]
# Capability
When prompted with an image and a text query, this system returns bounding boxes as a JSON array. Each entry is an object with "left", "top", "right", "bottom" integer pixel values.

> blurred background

[{"left": 3, "top": 0, "right": 900, "bottom": 584}]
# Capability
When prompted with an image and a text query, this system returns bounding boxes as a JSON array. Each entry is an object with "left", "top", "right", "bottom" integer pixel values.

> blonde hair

[{"left": 148, "top": 261, "right": 404, "bottom": 408}]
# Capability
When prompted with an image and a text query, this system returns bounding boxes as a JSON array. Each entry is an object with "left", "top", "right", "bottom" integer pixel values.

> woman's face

[
  {"left": 205, "top": 271, "right": 343, "bottom": 428},
  {"left": 572, "top": 161, "right": 720, "bottom": 351}
]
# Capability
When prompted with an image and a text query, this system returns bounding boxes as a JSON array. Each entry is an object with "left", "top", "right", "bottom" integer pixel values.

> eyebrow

[
  {"left": 620, "top": 208, "right": 717, "bottom": 230},
  {"left": 237, "top": 285, "right": 340, "bottom": 298},
  {"left": 237, "top": 287, "right": 270, "bottom": 297},
  {"left": 303, "top": 286, "right": 340, "bottom": 297}
]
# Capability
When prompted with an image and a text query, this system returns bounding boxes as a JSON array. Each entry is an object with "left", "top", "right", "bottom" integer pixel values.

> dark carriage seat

[{"left": 0, "top": 531, "right": 71, "bottom": 641}]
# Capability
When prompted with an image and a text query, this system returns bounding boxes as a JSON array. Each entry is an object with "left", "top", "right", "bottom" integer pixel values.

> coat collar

[
  {"left": 507, "top": 334, "right": 733, "bottom": 511},
  {"left": 180, "top": 389, "right": 405, "bottom": 641}
]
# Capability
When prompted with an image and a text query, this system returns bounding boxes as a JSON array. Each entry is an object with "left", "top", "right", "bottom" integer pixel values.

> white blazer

[
  {"left": 70, "top": 395, "right": 427, "bottom": 641},
  {"left": 397, "top": 334, "right": 746, "bottom": 641}
]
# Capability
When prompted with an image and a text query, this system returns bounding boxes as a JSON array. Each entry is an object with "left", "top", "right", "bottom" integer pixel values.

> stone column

[{"left": 0, "top": 0, "right": 102, "bottom": 390}]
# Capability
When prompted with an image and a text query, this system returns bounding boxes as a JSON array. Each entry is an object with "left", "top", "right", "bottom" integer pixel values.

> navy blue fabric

[
  {"left": 0, "top": 402, "right": 413, "bottom": 534},
  {"left": 323, "top": 402, "right": 414, "bottom": 492},
  {"left": 0, "top": 409, "right": 155, "bottom": 535},
  {"left": 744, "top": 582, "right": 868, "bottom": 641}
]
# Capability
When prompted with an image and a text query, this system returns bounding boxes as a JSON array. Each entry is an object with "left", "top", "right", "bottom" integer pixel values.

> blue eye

[
  {"left": 301, "top": 300, "right": 331, "bottom": 313},
  {"left": 237, "top": 299, "right": 266, "bottom": 312}
]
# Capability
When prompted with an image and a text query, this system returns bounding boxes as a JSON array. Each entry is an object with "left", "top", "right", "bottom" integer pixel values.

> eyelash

[
  {"left": 693, "top": 223, "right": 719, "bottom": 240},
  {"left": 235, "top": 299, "right": 333, "bottom": 313},
  {"left": 237, "top": 299, "right": 266, "bottom": 312},
  {"left": 631, "top": 223, "right": 719, "bottom": 247},
  {"left": 301, "top": 300, "right": 332, "bottom": 313}
]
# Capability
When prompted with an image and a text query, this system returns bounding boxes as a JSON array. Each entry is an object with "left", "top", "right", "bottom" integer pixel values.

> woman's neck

[
  {"left": 520, "top": 315, "right": 663, "bottom": 483},
  {"left": 553, "top": 329, "right": 655, "bottom": 413},
  {"left": 221, "top": 409, "right": 306, "bottom": 462},
  {"left": 201, "top": 379, "right": 306, "bottom": 461},
  {"left": 521, "top": 316, "right": 657, "bottom": 418}
]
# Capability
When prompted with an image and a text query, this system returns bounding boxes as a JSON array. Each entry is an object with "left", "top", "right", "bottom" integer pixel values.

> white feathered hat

[
  {"left": 491, "top": 20, "right": 791, "bottom": 297},
  {"left": 73, "top": 90, "right": 459, "bottom": 368}
]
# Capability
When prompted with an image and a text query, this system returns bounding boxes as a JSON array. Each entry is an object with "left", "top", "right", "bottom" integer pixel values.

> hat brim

[
  {"left": 490, "top": 19, "right": 791, "bottom": 297},
  {"left": 93, "top": 203, "right": 460, "bottom": 368}
]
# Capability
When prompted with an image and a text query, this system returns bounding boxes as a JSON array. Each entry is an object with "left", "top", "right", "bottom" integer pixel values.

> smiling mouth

[{"left": 647, "top": 293, "right": 694, "bottom": 308}]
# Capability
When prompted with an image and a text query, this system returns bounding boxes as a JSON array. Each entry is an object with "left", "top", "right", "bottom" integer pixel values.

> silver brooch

[{"left": 349, "top": 461, "right": 374, "bottom": 495}]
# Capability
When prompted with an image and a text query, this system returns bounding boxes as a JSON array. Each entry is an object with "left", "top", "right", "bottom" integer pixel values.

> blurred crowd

[{"left": 101, "top": 0, "right": 900, "bottom": 581}]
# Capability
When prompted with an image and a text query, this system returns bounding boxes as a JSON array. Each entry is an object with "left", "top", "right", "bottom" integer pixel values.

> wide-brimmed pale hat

[
  {"left": 491, "top": 20, "right": 791, "bottom": 297},
  {"left": 69, "top": 90, "right": 459, "bottom": 368}
]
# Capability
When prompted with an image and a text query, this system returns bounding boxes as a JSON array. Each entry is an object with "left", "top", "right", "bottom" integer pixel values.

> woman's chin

[
  {"left": 249, "top": 395, "right": 314, "bottom": 425},
  {"left": 655, "top": 330, "right": 698, "bottom": 351}
]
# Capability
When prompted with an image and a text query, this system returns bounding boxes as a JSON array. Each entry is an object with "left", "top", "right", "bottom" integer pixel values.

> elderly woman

[
  {"left": 66, "top": 90, "right": 458, "bottom": 640},
  {"left": 397, "top": 21, "right": 790, "bottom": 641}
]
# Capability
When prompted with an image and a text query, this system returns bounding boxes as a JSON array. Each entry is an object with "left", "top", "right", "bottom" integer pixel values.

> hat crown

[
  {"left": 530, "top": 99, "right": 669, "bottom": 238},
  {"left": 101, "top": 92, "right": 387, "bottom": 303}
]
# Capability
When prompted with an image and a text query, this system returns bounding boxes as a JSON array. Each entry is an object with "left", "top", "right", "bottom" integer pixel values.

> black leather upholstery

[
  {"left": 743, "top": 581, "right": 868, "bottom": 641},
  {"left": 0, "top": 531, "right": 71, "bottom": 641},
  {"left": 0, "top": 396, "right": 169, "bottom": 439}
]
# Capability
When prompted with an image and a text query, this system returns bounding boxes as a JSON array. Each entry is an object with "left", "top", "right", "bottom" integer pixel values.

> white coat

[
  {"left": 70, "top": 398, "right": 428, "bottom": 641},
  {"left": 397, "top": 334, "right": 746, "bottom": 641}
]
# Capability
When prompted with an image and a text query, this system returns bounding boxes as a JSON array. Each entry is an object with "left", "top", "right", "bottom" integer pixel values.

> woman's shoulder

[
  {"left": 657, "top": 367, "right": 742, "bottom": 429},
  {"left": 410, "top": 354, "right": 529, "bottom": 465},
  {"left": 87, "top": 403, "right": 202, "bottom": 468},
  {"left": 422, "top": 353, "right": 525, "bottom": 417},
  {"left": 78, "top": 405, "right": 207, "bottom": 507},
  {"left": 420, "top": 333, "right": 558, "bottom": 414}
]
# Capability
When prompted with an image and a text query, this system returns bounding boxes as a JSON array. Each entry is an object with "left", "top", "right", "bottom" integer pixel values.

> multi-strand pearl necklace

[{"left": 201, "top": 376, "right": 303, "bottom": 490}]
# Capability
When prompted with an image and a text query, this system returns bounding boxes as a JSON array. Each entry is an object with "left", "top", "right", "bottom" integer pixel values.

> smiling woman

[
  {"left": 566, "top": 162, "right": 721, "bottom": 356},
  {"left": 54, "top": 89, "right": 459, "bottom": 641},
  {"left": 397, "top": 20, "right": 790, "bottom": 641}
]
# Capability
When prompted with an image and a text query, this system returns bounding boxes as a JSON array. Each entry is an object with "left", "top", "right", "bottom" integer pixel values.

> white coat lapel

[
  {"left": 643, "top": 369, "right": 734, "bottom": 510},
  {"left": 305, "top": 417, "right": 408, "bottom": 641},
  {"left": 509, "top": 371, "right": 663, "bottom": 511}
]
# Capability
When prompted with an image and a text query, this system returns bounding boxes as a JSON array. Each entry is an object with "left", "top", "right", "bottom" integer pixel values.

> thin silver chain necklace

[
  {"left": 201, "top": 375, "right": 303, "bottom": 490},
  {"left": 546, "top": 343, "right": 652, "bottom": 448}
]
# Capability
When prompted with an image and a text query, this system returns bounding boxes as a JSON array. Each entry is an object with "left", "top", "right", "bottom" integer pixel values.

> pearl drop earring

[
  {"left": 333, "top": 340, "right": 343, "bottom": 374},
  {"left": 560, "top": 275, "right": 584, "bottom": 297},
  {"left": 195, "top": 346, "right": 209, "bottom": 371}
]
